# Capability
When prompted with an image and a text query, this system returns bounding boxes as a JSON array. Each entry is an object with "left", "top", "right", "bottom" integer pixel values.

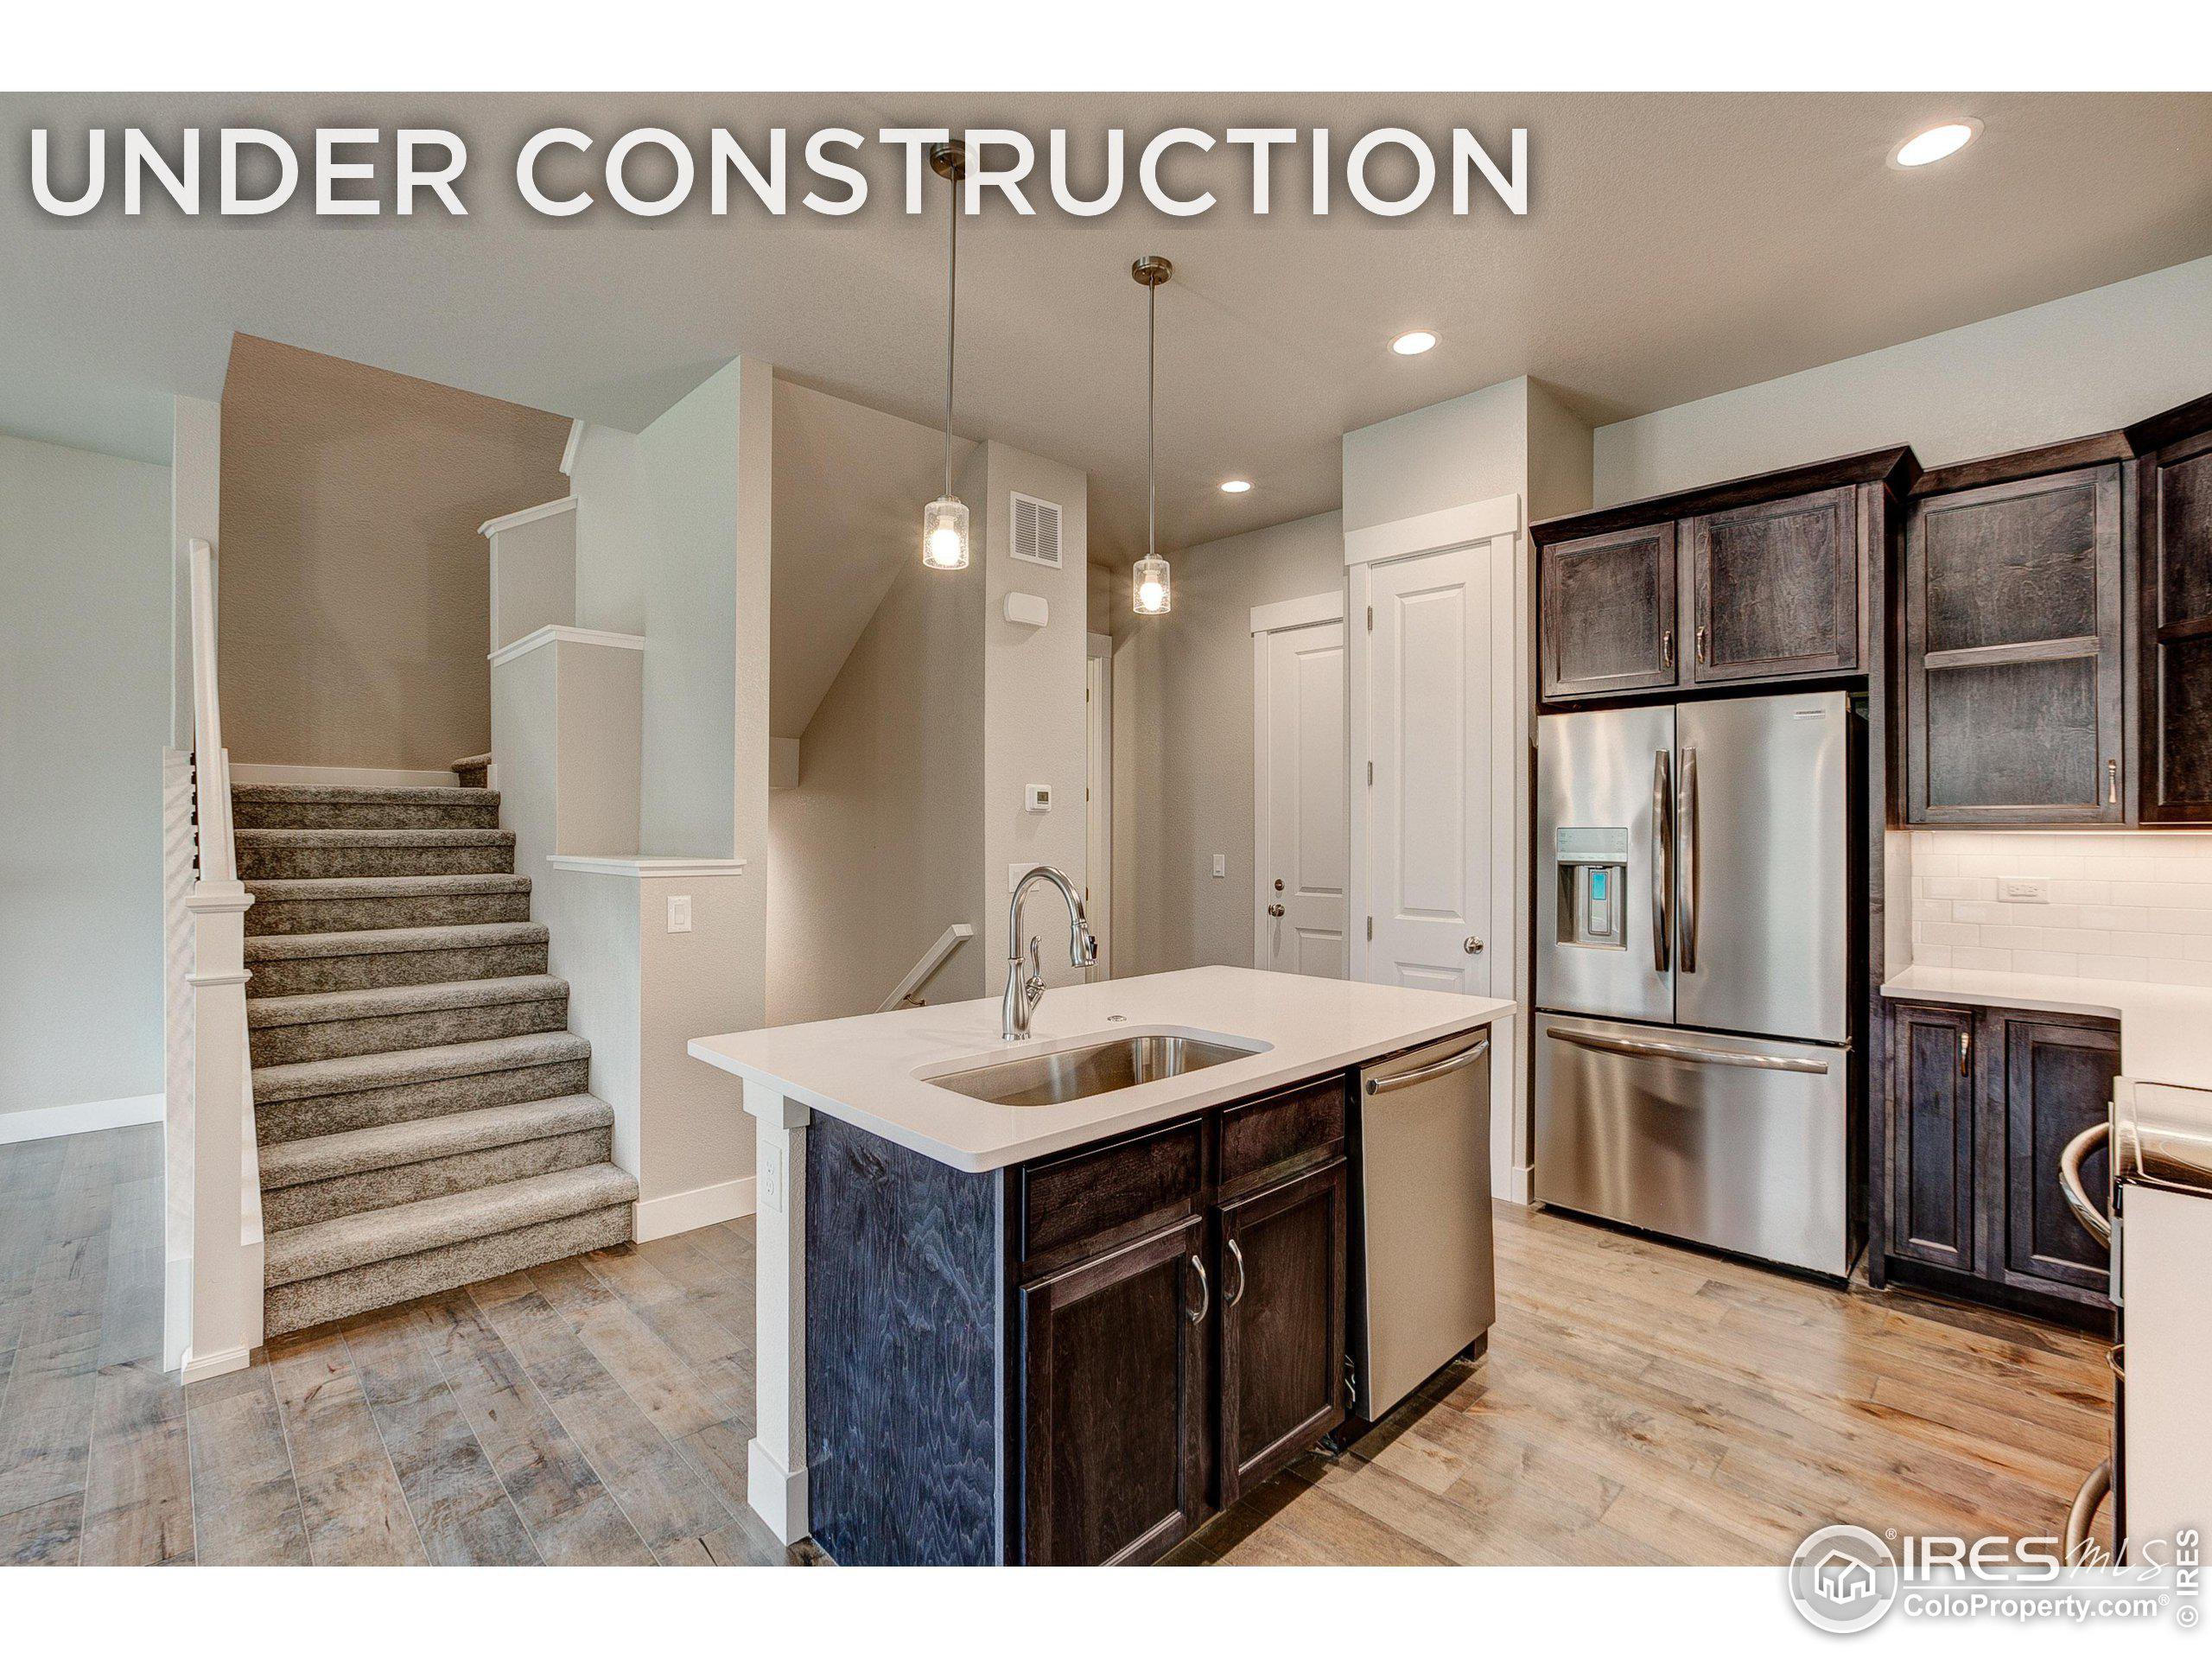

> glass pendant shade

[
  {"left": 922, "top": 495, "right": 969, "bottom": 570},
  {"left": 1133, "top": 553, "right": 1172, "bottom": 615}
]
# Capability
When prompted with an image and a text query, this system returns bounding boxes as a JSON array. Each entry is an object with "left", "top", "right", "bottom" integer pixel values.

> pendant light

[
  {"left": 921, "top": 142, "right": 969, "bottom": 570},
  {"left": 1131, "top": 254, "right": 1173, "bottom": 614}
]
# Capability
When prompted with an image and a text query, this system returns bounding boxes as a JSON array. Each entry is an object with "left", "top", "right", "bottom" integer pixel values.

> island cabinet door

[
  {"left": 1216, "top": 1159, "right": 1349, "bottom": 1508},
  {"left": 1019, "top": 1217, "right": 1208, "bottom": 1566}
]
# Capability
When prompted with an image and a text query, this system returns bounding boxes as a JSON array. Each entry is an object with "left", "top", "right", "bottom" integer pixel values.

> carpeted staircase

[{"left": 234, "top": 781, "right": 636, "bottom": 1337}]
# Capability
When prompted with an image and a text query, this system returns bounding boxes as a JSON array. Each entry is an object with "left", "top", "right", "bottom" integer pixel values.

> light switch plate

[
  {"left": 667, "top": 893, "right": 693, "bottom": 931},
  {"left": 1212, "top": 854, "right": 1226, "bottom": 878},
  {"left": 1999, "top": 877, "right": 2051, "bottom": 905}
]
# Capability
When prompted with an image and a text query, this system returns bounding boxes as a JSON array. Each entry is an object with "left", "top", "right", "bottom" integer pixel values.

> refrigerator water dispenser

[{"left": 1554, "top": 826, "right": 1630, "bottom": 949}]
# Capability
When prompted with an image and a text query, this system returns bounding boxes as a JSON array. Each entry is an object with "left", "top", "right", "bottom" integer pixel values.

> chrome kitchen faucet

[{"left": 1002, "top": 865, "right": 1097, "bottom": 1040}]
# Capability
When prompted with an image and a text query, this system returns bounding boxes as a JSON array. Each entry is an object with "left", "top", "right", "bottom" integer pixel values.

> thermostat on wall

[{"left": 1025, "top": 784, "right": 1052, "bottom": 813}]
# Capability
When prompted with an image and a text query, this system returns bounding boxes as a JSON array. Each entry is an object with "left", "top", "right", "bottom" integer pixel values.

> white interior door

[
  {"left": 1084, "top": 637, "right": 1113, "bottom": 981},
  {"left": 1256, "top": 621, "right": 1348, "bottom": 977},
  {"left": 1359, "top": 548, "right": 1492, "bottom": 992}
]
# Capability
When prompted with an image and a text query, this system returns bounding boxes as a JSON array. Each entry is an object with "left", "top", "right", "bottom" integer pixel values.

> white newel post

[
  {"left": 182, "top": 874, "right": 262, "bottom": 1379},
  {"left": 745, "top": 1079, "right": 811, "bottom": 1543}
]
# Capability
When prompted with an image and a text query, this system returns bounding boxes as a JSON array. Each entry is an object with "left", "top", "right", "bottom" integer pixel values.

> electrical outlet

[
  {"left": 760, "top": 1144, "right": 784, "bottom": 1214},
  {"left": 667, "top": 893, "right": 693, "bottom": 931},
  {"left": 1212, "top": 854, "right": 1226, "bottom": 878},
  {"left": 1999, "top": 877, "right": 2051, "bottom": 905}
]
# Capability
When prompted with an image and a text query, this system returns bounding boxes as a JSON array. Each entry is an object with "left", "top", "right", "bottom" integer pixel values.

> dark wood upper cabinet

[
  {"left": 1538, "top": 523, "right": 1678, "bottom": 701},
  {"left": 1904, "top": 463, "right": 2126, "bottom": 824},
  {"left": 1998, "top": 1016, "right": 2117, "bottom": 1305},
  {"left": 1216, "top": 1160, "right": 1348, "bottom": 1507},
  {"left": 1020, "top": 1217, "right": 1208, "bottom": 1567},
  {"left": 1685, "top": 486, "right": 1859, "bottom": 682},
  {"left": 1888, "top": 1002, "right": 1976, "bottom": 1274},
  {"left": 2137, "top": 420, "right": 2212, "bottom": 822}
]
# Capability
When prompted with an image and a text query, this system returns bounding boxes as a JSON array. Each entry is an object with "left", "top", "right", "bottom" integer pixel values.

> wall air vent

[{"left": 1010, "top": 492, "right": 1064, "bottom": 569}]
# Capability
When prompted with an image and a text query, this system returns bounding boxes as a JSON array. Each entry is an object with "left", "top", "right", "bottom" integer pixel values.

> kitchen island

[{"left": 689, "top": 964, "right": 1511, "bottom": 1565}]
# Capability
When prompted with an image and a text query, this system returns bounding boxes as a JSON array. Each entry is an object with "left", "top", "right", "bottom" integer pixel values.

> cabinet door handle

[
  {"left": 1661, "top": 627, "right": 1675, "bottom": 671},
  {"left": 2107, "top": 759, "right": 2120, "bottom": 806},
  {"left": 1696, "top": 624, "right": 1709, "bottom": 667},
  {"left": 1185, "top": 1254, "right": 1210, "bottom": 1324},
  {"left": 1224, "top": 1237, "right": 1247, "bottom": 1308},
  {"left": 1959, "top": 1029, "right": 1971, "bottom": 1077}
]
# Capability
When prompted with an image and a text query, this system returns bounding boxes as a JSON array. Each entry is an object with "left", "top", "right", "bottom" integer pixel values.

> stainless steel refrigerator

[{"left": 1534, "top": 690, "right": 1853, "bottom": 1276}]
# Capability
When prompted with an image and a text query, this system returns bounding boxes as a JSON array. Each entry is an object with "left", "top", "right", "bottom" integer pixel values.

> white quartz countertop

[
  {"left": 1880, "top": 964, "right": 2212, "bottom": 1094},
  {"left": 688, "top": 965, "right": 1513, "bottom": 1173}
]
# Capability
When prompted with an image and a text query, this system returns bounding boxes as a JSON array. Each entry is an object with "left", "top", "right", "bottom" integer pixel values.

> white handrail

[{"left": 879, "top": 923, "right": 976, "bottom": 1012}]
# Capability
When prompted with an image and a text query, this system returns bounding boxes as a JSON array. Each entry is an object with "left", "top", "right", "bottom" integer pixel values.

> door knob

[
  {"left": 1268, "top": 904, "right": 1286, "bottom": 918},
  {"left": 1463, "top": 937, "right": 1484, "bottom": 955}
]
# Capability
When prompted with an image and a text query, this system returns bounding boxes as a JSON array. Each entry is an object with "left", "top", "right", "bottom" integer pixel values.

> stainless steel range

[{"left": 1534, "top": 690, "right": 1856, "bottom": 1276}]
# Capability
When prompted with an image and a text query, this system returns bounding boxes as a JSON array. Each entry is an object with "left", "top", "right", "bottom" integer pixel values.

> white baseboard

[
  {"left": 634, "top": 1175, "right": 757, "bottom": 1243},
  {"left": 747, "top": 1437, "right": 810, "bottom": 1545},
  {"left": 228, "top": 763, "right": 460, "bottom": 789},
  {"left": 0, "top": 1091, "right": 163, "bottom": 1147},
  {"left": 179, "top": 1343, "right": 253, "bottom": 1385},
  {"left": 1500, "top": 1162, "right": 1534, "bottom": 1206}
]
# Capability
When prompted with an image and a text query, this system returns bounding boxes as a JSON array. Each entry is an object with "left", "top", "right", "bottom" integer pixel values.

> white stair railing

[
  {"left": 174, "top": 536, "right": 264, "bottom": 1381},
  {"left": 879, "top": 923, "right": 976, "bottom": 1012}
]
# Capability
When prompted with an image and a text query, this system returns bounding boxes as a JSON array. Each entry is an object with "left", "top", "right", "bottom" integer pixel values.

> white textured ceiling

[{"left": 4, "top": 91, "right": 2210, "bottom": 557}]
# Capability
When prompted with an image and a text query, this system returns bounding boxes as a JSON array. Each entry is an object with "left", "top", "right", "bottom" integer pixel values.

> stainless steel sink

[{"left": 923, "top": 1032, "right": 1262, "bottom": 1108}]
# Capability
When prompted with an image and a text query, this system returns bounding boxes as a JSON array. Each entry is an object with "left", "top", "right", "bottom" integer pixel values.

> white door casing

[
  {"left": 1084, "top": 633, "right": 1114, "bottom": 980},
  {"left": 1253, "top": 617, "right": 1348, "bottom": 977},
  {"left": 1346, "top": 491, "right": 1530, "bottom": 1203}
]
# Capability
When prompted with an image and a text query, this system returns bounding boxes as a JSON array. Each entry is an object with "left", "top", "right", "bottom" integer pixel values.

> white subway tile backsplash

[{"left": 1901, "top": 831, "right": 2212, "bottom": 988}]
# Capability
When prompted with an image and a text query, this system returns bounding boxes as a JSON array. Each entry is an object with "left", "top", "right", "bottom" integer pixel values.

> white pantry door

[
  {"left": 1257, "top": 621, "right": 1348, "bottom": 977},
  {"left": 1360, "top": 547, "right": 1492, "bottom": 992}
]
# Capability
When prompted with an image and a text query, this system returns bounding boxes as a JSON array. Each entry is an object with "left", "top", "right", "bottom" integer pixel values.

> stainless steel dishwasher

[{"left": 1348, "top": 1026, "right": 1497, "bottom": 1423}]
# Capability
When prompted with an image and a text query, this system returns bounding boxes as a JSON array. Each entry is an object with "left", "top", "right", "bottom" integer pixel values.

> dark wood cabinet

[
  {"left": 1904, "top": 463, "right": 2126, "bottom": 824},
  {"left": 1998, "top": 1018, "right": 2118, "bottom": 1300},
  {"left": 1020, "top": 1217, "right": 1209, "bottom": 1567},
  {"left": 1217, "top": 1159, "right": 1348, "bottom": 1506},
  {"left": 1686, "top": 486, "right": 1859, "bottom": 683},
  {"left": 1538, "top": 523, "right": 1677, "bottom": 700},
  {"left": 1889, "top": 1002, "right": 1975, "bottom": 1274},
  {"left": 1881, "top": 1001, "right": 2115, "bottom": 1319},
  {"left": 2136, "top": 416, "right": 2212, "bottom": 822}
]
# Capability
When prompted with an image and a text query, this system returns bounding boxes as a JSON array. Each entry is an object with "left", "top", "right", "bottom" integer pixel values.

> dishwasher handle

[
  {"left": 2059, "top": 1122, "right": 2113, "bottom": 1249},
  {"left": 1365, "top": 1037, "right": 1491, "bottom": 1096}
]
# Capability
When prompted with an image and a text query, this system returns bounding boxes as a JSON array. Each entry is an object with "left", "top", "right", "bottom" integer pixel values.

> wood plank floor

[{"left": 0, "top": 1126, "right": 2113, "bottom": 1567}]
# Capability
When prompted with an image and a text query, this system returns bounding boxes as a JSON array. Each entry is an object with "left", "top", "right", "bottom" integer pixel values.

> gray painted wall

[
  {"left": 1109, "top": 511, "right": 1347, "bottom": 977},
  {"left": 1, "top": 432, "right": 173, "bottom": 1116},
  {"left": 1592, "top": 254, "right": 2212, "bottom": 505}
]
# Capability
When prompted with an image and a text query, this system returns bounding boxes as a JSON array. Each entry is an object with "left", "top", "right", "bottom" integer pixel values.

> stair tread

[
  {"left": 236, "top": 827, "right": 513, "bottom": 847},
  {"left": 248, "top": 974, "right": 568, "bottom": 1028},
  {"left": 245, "top": 873, "right": 530, "bottom": 899},
  {"left": 259, "top": 1094, "right": 613, "bottom": 1192},
  {"left": 252, "top": 1030, "right": 591, "bottom": 1103},
  {"left": 245, "top": 920, "right": 547, "bottom": 961},
  {"left": 233, "top": 783, "right": 499, "bottom": 804},
  {"left": 264, "top": 1162, "right": 637, "bottom": 1286}
]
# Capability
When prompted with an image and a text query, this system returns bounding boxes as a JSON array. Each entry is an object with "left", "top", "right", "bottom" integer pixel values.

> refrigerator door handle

[
  {"left": 1547, "top": 1026, "right": 1831, "bottom": 1075},
  {"left": 1679, "top": 747, "right": 1700, "bottom": 975},
  {"left": 1651, "top": 748, "right": 1673, "bottom": 974}
]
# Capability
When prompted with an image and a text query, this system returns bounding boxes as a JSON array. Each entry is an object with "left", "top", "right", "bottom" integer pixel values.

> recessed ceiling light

[
  {"left": 1891, "top": 119, "right": 1980, "bottom": 168},
  {"left": 1390, "top": 329, "right": 1439, "bottom": 356},
  {"left": 1220, "top": 479, "right": 1253, "bottom": 494}
]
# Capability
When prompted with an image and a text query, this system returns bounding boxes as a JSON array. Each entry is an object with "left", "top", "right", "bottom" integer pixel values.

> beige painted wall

[
  {"left": 217, "top": 336, "right": 569, "bottom": 771},
  {"left": 1592, "top": 253, "right": 2212, "bottom": 505},
  {"left": 1, "top": 431, "right": 172, "bottom": 1118},
  {"left": 767, "top": 549, "right": 987, "bottom": 1025},
  {"left": 1109, "top": 512, "right": 1346, "bottom": 977}
]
